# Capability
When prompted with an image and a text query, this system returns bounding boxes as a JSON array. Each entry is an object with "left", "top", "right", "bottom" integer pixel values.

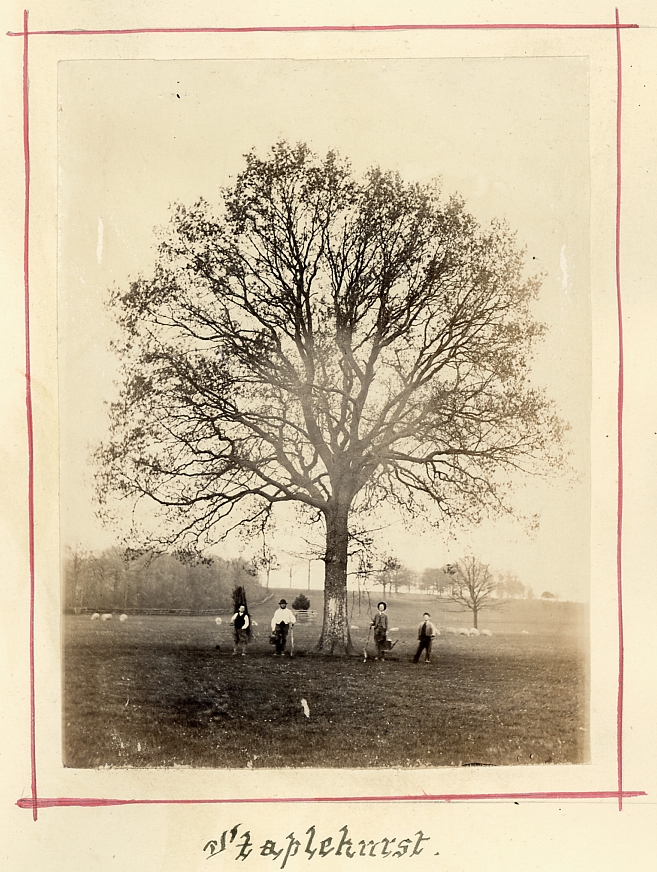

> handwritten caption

[{"left": 204, "top": 824, "right": 435, "bottom": 866}]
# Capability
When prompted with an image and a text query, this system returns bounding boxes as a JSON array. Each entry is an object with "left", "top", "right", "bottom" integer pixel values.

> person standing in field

[
  {"left": 230, "top": 604, "right": 250, "bottom": 656},
  {"left": 271, "top": 598, "right": 296, "bottom": 657},
  {"left": 371, "top": 601, "right": 389, "bottom": 660},
  {"left": 413, "top": 612, "right": 437, "bottom": 664}
]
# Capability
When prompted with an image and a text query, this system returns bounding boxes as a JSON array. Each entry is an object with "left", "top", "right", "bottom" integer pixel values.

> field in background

[{"left": 63, "top": 591, "right": 588, "bottom": 769}]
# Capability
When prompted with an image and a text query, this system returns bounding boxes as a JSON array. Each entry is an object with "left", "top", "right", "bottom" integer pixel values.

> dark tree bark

[{"left": 319, "top": 501, "right": 352, "bottom": 653}]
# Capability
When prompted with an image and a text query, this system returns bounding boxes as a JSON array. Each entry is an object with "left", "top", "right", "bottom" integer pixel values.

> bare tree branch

[{"left": 95, "top": 141, "right": 568, "bottom": 651}]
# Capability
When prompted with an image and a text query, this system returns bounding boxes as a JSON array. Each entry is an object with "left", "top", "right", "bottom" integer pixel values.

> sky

[{"left": 57, "top": 57, "right": 591, "bottom": 600}]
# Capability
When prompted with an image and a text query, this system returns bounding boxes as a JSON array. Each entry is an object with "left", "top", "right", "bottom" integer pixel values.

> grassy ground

[{"left": 63, "top": 591, "right": 588, "bottom": 769}]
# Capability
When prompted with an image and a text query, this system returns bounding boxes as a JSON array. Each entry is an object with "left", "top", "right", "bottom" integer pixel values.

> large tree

[{"left": 96, "top": 141, "right": 565, "bottom": 653}]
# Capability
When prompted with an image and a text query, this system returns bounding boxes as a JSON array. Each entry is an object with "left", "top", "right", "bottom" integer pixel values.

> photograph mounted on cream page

[
  {"left": 2, "top": 3, "right": 656, "bottom": 870},
  {"left": 57, "top": 56, "right": 590, "bottom": 770}
]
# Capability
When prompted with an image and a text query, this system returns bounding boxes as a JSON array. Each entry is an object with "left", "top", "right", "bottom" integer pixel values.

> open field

[{"left": 63, "top": 591, "right": 588, "bottom": 769}]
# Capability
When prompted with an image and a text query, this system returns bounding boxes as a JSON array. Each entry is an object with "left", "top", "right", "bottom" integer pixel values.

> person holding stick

[
  {"left": 371, "top": 601, "right": 389, "bottom": 661},
  {"left": 271, "top": 598, "right": 296, "bottom": 657}
]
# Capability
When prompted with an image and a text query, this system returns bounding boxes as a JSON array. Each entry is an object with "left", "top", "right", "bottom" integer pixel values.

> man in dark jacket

[
  {"left": 230, "top": 604, "right": 250, "bottom": 656},
  {"left": 371, "top": 602, "right": 389, "bottom": 660},
  {"left": 413, "top": 612, "right": 437, "bottom": 663}
]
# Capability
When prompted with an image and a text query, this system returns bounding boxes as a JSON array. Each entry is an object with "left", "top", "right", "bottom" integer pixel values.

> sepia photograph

[{"left": 58, "top": 56, "right": 591, "bottom": 770}]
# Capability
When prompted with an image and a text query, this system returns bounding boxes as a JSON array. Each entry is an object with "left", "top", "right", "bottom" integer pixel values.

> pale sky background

[{"left": 58, "top": 57, "right": 590, "bottom": 600}]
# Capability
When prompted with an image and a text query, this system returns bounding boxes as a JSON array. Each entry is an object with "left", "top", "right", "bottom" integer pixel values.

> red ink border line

[
  {"left": 13, "top": 9, "right": 636, "bottom": 816},
  {"left": 5, "top": 22, "right": 640, "bottom": 37},
  {"left": 22, "top": 7, "right": 38, "bottom": 825},
  {"left": 16, "top": 790, "right": 648, "bottom": 811},
  {"left": 615, "top": 7, "right": 625, "bottom": 813}
]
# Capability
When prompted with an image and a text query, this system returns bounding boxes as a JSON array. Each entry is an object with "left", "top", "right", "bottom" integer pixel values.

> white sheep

[
  {"left": 350, "top": 625, "right": 359, "bottom": 630},
  {"left": 458, "top": 627, "right": 470, "bottom": 636},
  {"left": 434, "top": 629, "right": 441, "bottom": 636},
  {"left": 101, "top": 613, "right": 113, "bottom": 621},
  {"left": 445, "top": 627, "right": 457, "bottom": 635},
  {"left": 215, "top": 617, "right": 223, "bottom": 625},
  {"left": 470, "top": 628, "right": 480, "bottom": 636},
  {"left": 481, "top": 629, "right": 492, "bottom": 637},
  {"left": 119, "top": 614, "right": 128, "bottom": 622},
  {"left": 90, "top": 613, "right": 100, "bottom": 621},
  {"left": 521, "top": 630, "right": 530, "bottom": 635}
]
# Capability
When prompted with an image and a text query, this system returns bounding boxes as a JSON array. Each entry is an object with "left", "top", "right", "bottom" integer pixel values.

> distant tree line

[
  {"left": 355, "top": 552, "right": 534, "bottom": 604},
  {"left": 64, "top": 544, "right": 537, "bottom": 616},
  {"left": 424, "top": 558, "right": 534, "bottom": 628},
  {"left": 63, "top": 547, "right": 263, "bottom": 614},
  {"left": 419, "top": 566, "right": 532, "bottom": 600}
]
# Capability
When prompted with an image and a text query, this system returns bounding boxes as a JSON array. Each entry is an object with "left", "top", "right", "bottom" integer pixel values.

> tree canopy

[{"left": 96, "top": 140, "right": 566, "bottom": 652}]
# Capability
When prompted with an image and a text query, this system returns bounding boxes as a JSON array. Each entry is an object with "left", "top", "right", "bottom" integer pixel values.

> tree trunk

[
  {"left": 317, "top": 504, "right": 352, "bottom": 654},
  {"left": 473, "top": 608, "right": 478, "bottom": 629}
]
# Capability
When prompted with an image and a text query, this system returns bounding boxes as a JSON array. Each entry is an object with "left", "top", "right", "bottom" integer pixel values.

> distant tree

[
  {"left": 497, "top": 571, "right": 525, "bottom": 599},
  {"left": 292, "top": 593, "right": 311, "bottom": 610},
  {"left": 91, "top": 547, "right": 129, "bottom": 611},
  {"left": 393, "top": 565, "right": 418, "bottom": 593},
  {"left": 64, "top": 547, "right": 89, "bottom": 613},
  {"left": 541, "top": 590, "right": 556, "bottom": 599},
  {"left": 383, "top": 560, "right": 416, "bottom": 594},
  {"left": 420, "top": 566, "right": 452, "bottom": 597},
  {"left": 447, "top": 556, "right": 502, "bottom": 629},
  {"left": 371, "top": 554, "right": 402, "bottom": 599},
  {"left": 232, "top": 584, "right": 249, "bottom": 611},
  {"left": 96, "top": 140, "right": 566, "bottom": 652}
]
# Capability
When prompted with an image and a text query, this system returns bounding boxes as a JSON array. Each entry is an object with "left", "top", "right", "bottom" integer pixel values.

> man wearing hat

[
  {"left": 371, "top": 601, "right": 389, "bottom": 660},
  {"left": 271, "top": 598, "right": 297, "bottom": 657},
  {"left": 412, "top": 612, "right": 437, "bottom": 664}
]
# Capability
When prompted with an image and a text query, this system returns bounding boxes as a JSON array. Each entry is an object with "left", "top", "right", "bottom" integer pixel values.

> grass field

[{"left": 63, "top": 590, "right": 589, "bottom": 769}]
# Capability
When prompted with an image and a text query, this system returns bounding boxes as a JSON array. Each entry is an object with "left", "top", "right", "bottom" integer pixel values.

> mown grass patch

[{"left": 63, "top": 611, "right": 588, "bottom": 769}]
